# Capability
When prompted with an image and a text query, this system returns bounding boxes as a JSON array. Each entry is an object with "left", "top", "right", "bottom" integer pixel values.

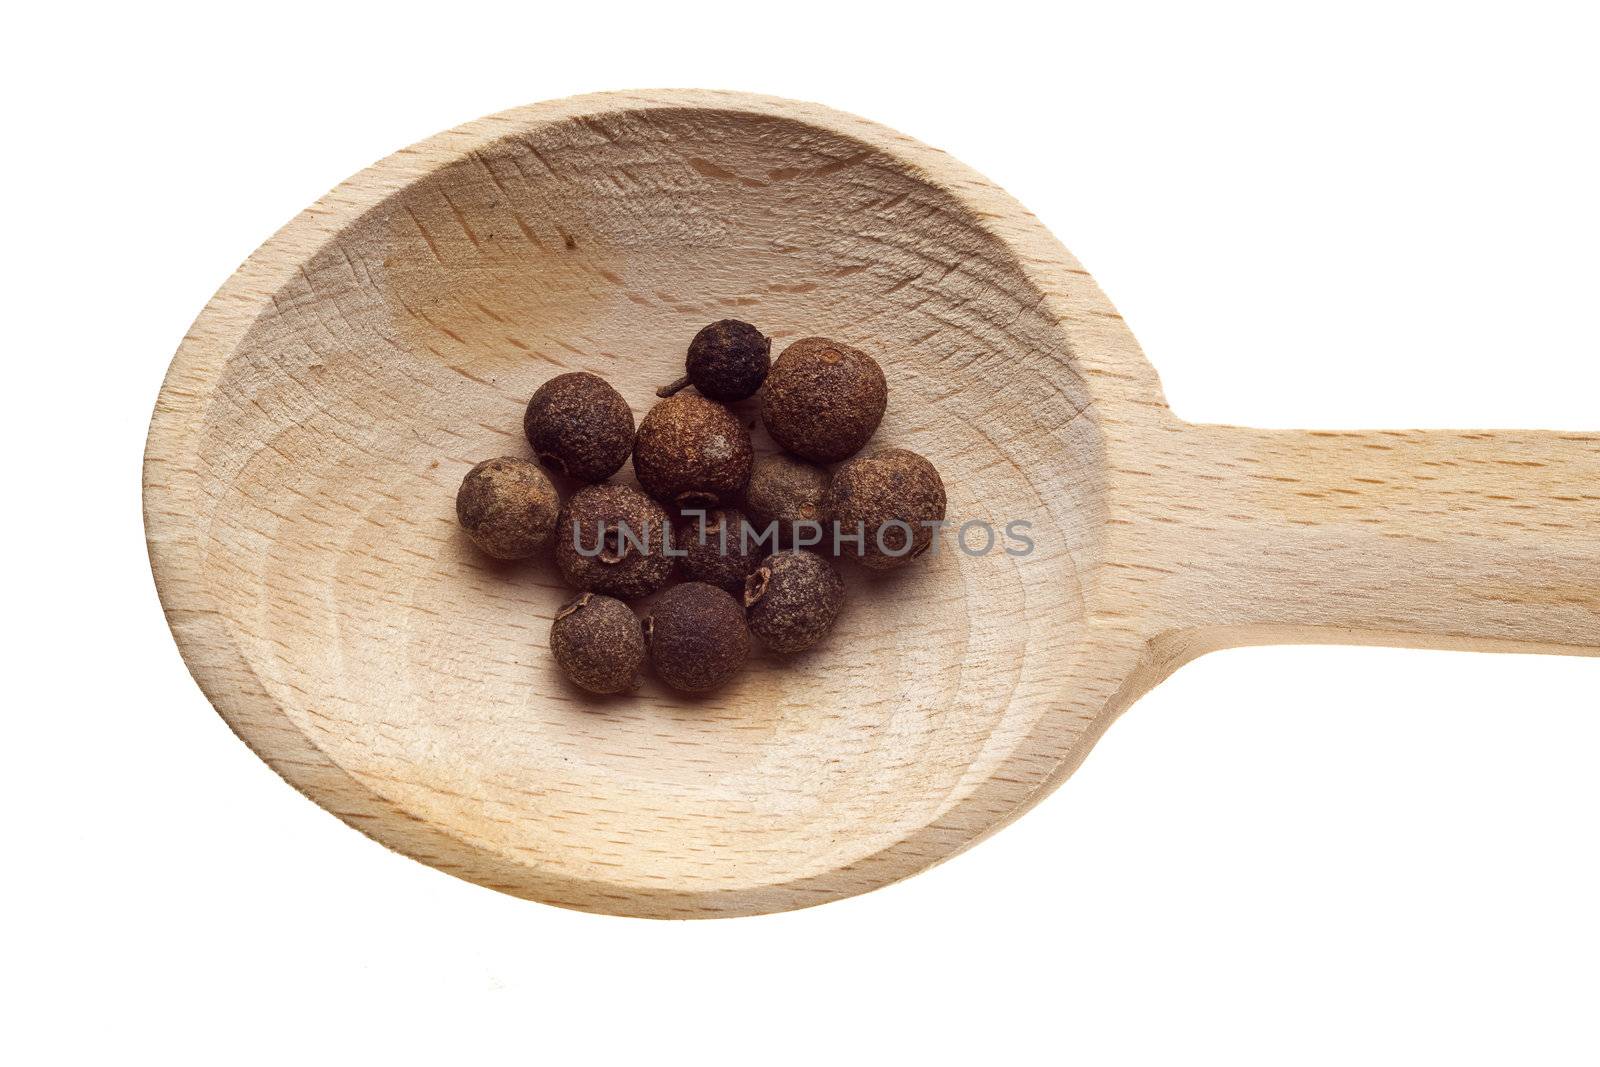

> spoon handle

[{"left": 1112, "top": 424, "right": 1600, "bottom": 656}]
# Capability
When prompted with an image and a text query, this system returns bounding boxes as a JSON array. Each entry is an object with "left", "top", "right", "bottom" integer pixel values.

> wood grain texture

[{"left": 143, "top": 90, "right": 1600, "bottom": 917}]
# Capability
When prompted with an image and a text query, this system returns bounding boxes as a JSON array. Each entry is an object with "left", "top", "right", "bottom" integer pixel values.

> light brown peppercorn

[
  {"left": 658, "top": 319, "right": 772, "bottom": 402},
  {"left": 454, "top": 457, "right": 560, "bottom": 560},
  {"left": 645, "top": 582, "right": 751, "bottom": 693},
  {"left": 549, "top": 593, "right": 645, "bottom": 694},
  {"left": 523, "top": 371, "right": 635, "bottom": 482},
  {"left": 744, "top": 550, "right": 845, "bottom": 654},
  {"left": 824, "top": 448, "right": 947, "bottom": 570},
  {"left": 554, "top": 483, "right": 676, "bottom": 599},
  {"left": 744, "top": 453, "right": 830, "bottom": 541},
  {"left": 631, "top": 392, "right": 753, "bottom": 509},
  {"left": 674, "top": 507, "right": 765, "bottom": 594},
  {"left": 760, "top": 337, "right": 888, "bottom": 463}
]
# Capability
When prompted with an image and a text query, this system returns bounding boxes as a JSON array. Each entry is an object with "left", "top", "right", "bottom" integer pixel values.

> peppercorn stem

[{"left": 656, "top": 375, "right": 691, "bottom": 398}]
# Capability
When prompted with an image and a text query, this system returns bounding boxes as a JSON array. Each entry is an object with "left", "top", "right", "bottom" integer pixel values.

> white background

[{"left": 5, "top": 2, "right": 1597, "bottom": 1063}]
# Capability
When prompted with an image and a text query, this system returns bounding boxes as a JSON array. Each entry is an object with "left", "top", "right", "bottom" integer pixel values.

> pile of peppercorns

[{"left": 454, "top": 319, "right": 946, "bottom": 695}]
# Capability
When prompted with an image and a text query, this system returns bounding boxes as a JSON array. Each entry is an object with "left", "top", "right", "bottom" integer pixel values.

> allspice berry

[
  {"left": 824, "top": 448, "right": 947, "bottom": 570},
  {"left": 632, "top": 393, "right": 753, "bottom": 509},
  {"left": 674, "top": 507, "right": 764, "bottom": 594},
  {"left": 744, "top": 550, "right": 845, "bottom": 654},
  {"left": 760, "top": 337, "right": 888, "bottom": 463},
  {"left": 554, "top": 484, "right": 676, "bottom": 599},
  {"left": 744, "top": 453, "right": 829, "bottom": 538},
  {"left": 645, "top": 582, "right": 751, "bottom": 693},
  {"left": 658, "top": 319, "right": 772, "bottom": 402},
  {"left": 549, "top": 593, "right": 645, "bottom": 695},
  {"left": 523, "top": 371, "right": 635, "bottom": 482},
  {"left": 455, "top": 457, "right": 560, "bottom": 560}
]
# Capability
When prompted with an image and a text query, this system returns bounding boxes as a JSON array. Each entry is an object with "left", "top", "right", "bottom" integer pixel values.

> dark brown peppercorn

[
  {"left": 744, "top": 550, "right": 845, "bottom": 654},
  {"left": 824, "top": 448, "right": 947, "bottom": 570},
  {"left": 658, "top": 319, "right": 772, "bottom": 402},
  {"left": 554, "top": 484, "right": 676, "bottom": 599},
  {"left": 454, "top": 457, "right": 560, "bottom": 560},
  {"left": 549, "top": 593, "right": 645, "bottom": 694},
  {"left": 523, "top": 371, "right": 635, "bottom": 482},
  {"left": 744, "top": 453, "right": 830, "bottom": 539},
  {"left": 632, "top": 393, "right": 753, "bottom": 509},
  {"left": 674, "top": 507, "right": 764, "bottom": 594},
  {"left": 645, "top": 582, "right": 751, "bottom": 693},
  {"left": 760, "top": 337, "right": 888, "bottom": 463}
]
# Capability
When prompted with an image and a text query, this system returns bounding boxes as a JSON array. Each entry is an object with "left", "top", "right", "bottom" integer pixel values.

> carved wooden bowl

[{"left": 145, "top": 91, "right": 1599, "bottom": 917}]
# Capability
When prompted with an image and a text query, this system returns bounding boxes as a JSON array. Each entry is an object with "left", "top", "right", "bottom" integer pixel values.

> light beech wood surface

[{"left": 144, "top": 91, "right": 1599, "bottom": 917}]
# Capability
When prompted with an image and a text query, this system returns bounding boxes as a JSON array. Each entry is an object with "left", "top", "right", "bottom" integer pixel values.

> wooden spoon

[{"left": 144, "top": 90, "right": 1600, "bottom": 917}]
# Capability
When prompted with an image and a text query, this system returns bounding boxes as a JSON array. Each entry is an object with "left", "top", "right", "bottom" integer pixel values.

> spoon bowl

[{"left": 145, "top": 91, "right": 1600, "bottom": 917}]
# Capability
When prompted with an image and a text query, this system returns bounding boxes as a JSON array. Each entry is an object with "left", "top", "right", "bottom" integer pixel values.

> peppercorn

[
  {"left": 674, "top": 507, "right": 764, "bottom": 594},
  {"left": 631, "top": 393, "right": 753, "bottom": 509},
  {"left": 645, "top": 582, "right": 751, "bottom": 693},
  {"left": 523, "top": 371, "right": 635, "bottom": 482},
  {"left": 554, "top": 483, "right": 676, "bottom": 599},
  {"left": 760, "top": 337, "right": 887, "bottom": 463},
  {"left": 744, "top": 453, "right": 830, "bottom": 542},
  {"left": 744, "top": 550, "right": 844, "bottom": 654},
  {"left": 657, "top": 319, "right": 772, "bottom": 402},
  {"left": 823, "top": 448, "right": 947, "bottom": 569},
  {"left": 454, "top": 457, "right": 560, "bottom": 560},
  {"left": 549, "top": 592, "right": 645, "bottom": 694}
]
